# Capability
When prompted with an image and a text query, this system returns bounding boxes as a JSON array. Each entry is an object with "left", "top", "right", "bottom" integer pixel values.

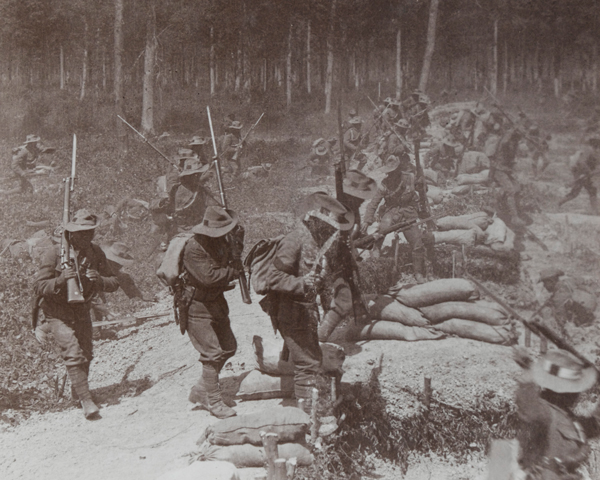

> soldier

[
  {"left": 343, "top": 108, "right": 360, "bottom": 132},
  {"left": 318, "top": 173, "right": 376, "bottom": 343},
  {"left": 489, "top": 127, "right": 527, "bottom": 228},
  {"left": 539, "top": 268, "right": 596, "bottom": 330},
  {"left": 381, "top": 119, "right": 410, "bottom": 162},
  {"left": 382, "top": 98, "right": 401, "bottom": 126},
  {"left": 222, "top": 113, "right": 236, "bottom": 134},
  {"left": 512, "top": 346, "right": 600, "bottom": 479},
  {"left": 34, "top": 209, "right": 119, "bottom": 419},
  {"left": 219, "top": 120, "right": 244, "bottom": 175},
  {"left": 559, "top": 136, "right": 600, "bottom": 215},
  {"left": 361, "top": 155, "right": 435, "bottom": 283},
  {"left": 184, "top": 206, "right": 242, "bottom": 419},
  {"left": 189, "top": 136, "right": 210, "bottom": 166},
  {"left": 11, "top": 134, "right": 54, "bottom": 194},
  {"left": 307, "top": 138, "right": 334, "bottom": 177},
  {"left": 264, "top": 192, "right": 355, "bottom": 410},
  {"left": 343, "top": 117, "right": 367, "bottom": 170},
  {"left": 426, "top": 138, "right": 461, "bottom": 178},
  {"left": 406, "top": 93, "right": 431, "bottom": 137},
  {"left": 527, "top": 125, "right": 551, "bottom": 178}
]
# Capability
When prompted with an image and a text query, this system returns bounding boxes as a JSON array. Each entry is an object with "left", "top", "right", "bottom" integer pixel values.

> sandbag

[
  {"left": 456, "top": 170, "right": 489, "bottom": 186},
  {"left": 419, "top": 301, "right": 509, "bottom": 326},
  {"left": 201, "top": 407, "right": 309, "bottom": 446},
  {"left": 433, "top": 229, "right": 477, "bottom": 247},
  {"left": 432, "top": 318, "right": 517, "bottom": 345},
  {"left": 365, "top": 294, "right": 430, "bottom": 326},
  {"left": 156, "top": 461, "right": 240, "bottom": 480},
  {"left": 457, "top": 151, "right": 490, "bottom": 175},
  {"left": 490, "top": 226, "right": 515, "bottom": 252},
  {"left": 484, "top": 216, "right": 508, "bottom": 245},
  {"left": 388, "top": 278, "right": 479, "bottom": 308},
  {"left": 253, "top": 336, "right": 345, "bottom": 375},
  {"left": 198, "top": 443, "right": 313, "bottom": 468},
  {"left": 426, "top": 185, "right": 444, "bottom": 205},
  {"left": 236, "top": 370, "right": 294, "bottom": 401},
  {"left": 357, "top": 320, "right": 444, "bottom": 341},
  {"left": 451, "top": 185, "right": 471, "bottom": 195},
  {"left": 436, "top": 212, "right": 492, "bottom": 231}
]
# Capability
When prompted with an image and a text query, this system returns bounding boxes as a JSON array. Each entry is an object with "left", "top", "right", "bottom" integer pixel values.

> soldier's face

[{"left": 69, "top": 230, "right": 95, "bottom": 250}]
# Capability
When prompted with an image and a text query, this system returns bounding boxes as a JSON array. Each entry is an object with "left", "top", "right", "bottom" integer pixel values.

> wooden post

[
  {"left": 274, "top": 459, "right": 287, "bottom": 480},
  {"left": 261, "top": 432, "right": 279, "bottom": 480},
  {"left": 423, "top": 377, "right": 432, "bottom": 412},
  {"left": 310, "top": 388, "right": 319, "bottom": 443}
]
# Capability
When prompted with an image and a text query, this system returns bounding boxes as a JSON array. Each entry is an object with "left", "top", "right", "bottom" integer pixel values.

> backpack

[
  {"left": 156, "top": 233, "right": 193, "bottom": 288},
  {"left": 243, "top": 235, "right": 285, "bottom": 295}
]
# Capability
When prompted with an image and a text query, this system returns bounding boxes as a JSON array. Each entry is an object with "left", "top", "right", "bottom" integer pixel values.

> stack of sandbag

[
  {"left": 456, "top": 169, "right": 489, "bottom": 186},
  {"left": 196, "top": 407, "right": 314, "bottom": 468},
  {"left": 236, "top": 336, "right": 345, "bottom": 401},
  {"left": 434, "top": 211, "right": 493, "bottom": 246},
  {"left": 386, "top": 279, "right": 516, "bottom": 345},
  {"left": 157, "top": 461, "right": 240, "bottom": 480},
  {"left": 456, "top": 151, "right": 490, "bottom": 175}
]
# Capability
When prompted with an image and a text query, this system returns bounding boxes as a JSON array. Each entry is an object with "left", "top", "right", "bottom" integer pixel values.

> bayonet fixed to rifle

[
  {"left": 367, "top": 96, "right": 414, "bottom": 155},
  {"left": 232, "top": 113, "right": 264, "bottom": 163},
  {"left": 464, "top": 273, "right": 597, "bottom": 371},
  {"left": 207, "top": 106, "right": 252, "bottom": 305},
  {"left": 61, "top": 134, "right": 85, "bottom": 305},
  {"left": 117, "top": 115, "right": 178, "bottom": 170}
]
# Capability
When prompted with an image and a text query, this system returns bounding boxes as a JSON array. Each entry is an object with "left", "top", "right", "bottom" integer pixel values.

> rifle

[
  {"left": 464, "top": 273, "right": 597, "bottom": 370},
  {"left": 207, "top": 106, "right": 252, "bottom": 305},
  {"left": 354, "top": 213, "right": 444, "bottom": 249},
  {"left": 117, "top": 115, "right": 177, "bottom": 170},
  {"left": 336, "top": 96, "right": 368, "bottom": 323},
  {"left": 61, "top": 134, "right": 85, "bottom": 304},
  {"left": 414, "top": 139, "right": 435, "bottom": 229},
  {"left": 523, "top": 227, "right": 548, "bottom": 251},
  {"left": 367, "top": 96, "right": 414, "bottom": 154},
  {"left": 232, "top": 113, "right": 264, "bottom": 163}
]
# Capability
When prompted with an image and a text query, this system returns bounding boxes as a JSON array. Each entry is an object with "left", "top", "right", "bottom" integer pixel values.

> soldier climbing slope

[
  {"left": 559, "top": 136, "right": 600, "bottom": 215},
  {"left": 11, "top": 134, "right": 55, "bottom": 194},
  {"left": 34, "top": 210, "right": 119, "bottom": 419}
]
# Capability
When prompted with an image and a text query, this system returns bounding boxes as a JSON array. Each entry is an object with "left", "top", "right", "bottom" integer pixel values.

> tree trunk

[
  {"left": 419, "top": 0, "right": 439, "bottom": 92},
  {"left": 286, "top": 23, "right": 293, "bottom": 109},
  {"left": 553, "top": 38, "right": 561, "bottom": 98},
  {"left": 593, "top": 40, "right": 598, "bottom": 94},
  {"left": 306, "top": 20, "right": 312, "bottom": 94},
  {"left": 114, "top": 0, "right": 124, "bottom": 135},
  {"left": 235, "top": 31, "right": 242, "bottom": 93},
  {"left": 324, "top": 0, "right": 337, "bottom": 114},
  {"left": 490, "top": 17, "right": 498, "bottom": 96},
  {"left": 395, "top": 26, "right": 402, "bottom": 99},
  {"left": 210, "top": 26, "right": 215, "bottom": 96},
  {"left": 503, "top": 40, "right": 508, "bottom": 94},
  {"left": 141, "top": 4, "right": 157, "bottom": 135},
  {"left": 60, "top": 45, "right": 65, "bottom": 90},
  {"left": 80, "top": 17, "right": 89, "bottom": 101}
]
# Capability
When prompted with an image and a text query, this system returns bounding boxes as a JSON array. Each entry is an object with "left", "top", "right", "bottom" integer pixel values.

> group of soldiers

[{"left": 11, "top": 94, "right": 600, "bottom": 479}]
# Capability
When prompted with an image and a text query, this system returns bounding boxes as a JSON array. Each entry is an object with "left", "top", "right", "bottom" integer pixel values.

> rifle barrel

[{"left": 117, "top": 115, "right": 175, "bottom": 168}]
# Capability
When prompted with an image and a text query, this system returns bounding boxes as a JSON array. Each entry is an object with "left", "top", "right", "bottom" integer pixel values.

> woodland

[{"left": 1, "top": 0, "right": 600, "bottom": 140}]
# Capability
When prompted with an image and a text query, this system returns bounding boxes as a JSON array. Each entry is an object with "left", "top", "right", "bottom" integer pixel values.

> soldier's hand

[
  {"left": 86, "top": 269, "right": 100, "bottom": 283},
  {"left": 360, "top": 222, "right": 371, "bottom": 235},
  {"left": 57, "top": 267, "right": 77, "bottom": 286},
  {"left": 512, "top": 346, "right": 532, "bottom": 369},
  {"left": 304, "top": 273, "right": 322, "bottom": 292}
]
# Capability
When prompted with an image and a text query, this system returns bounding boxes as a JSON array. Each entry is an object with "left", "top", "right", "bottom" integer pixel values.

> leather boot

[
  {"left": 203, "top": 362, "right": 236, "bottom": 419},
  {"left": 412, "top": 249, "right": 426, "bottom": 284},
  {"left": 318, "top": 310, "right": 343, "bottom": 343},
  {"left": 67, "top": 365, "right": 99, "bottom": 419},
  {"left": 188, "top": 377, "right": 209, "bottom": 410},
  {"left": 507, "top": 196, "right": 526, "bottom": 229},
  {"left": 295, "top": 376, "right": 318, "bottom": 413}
]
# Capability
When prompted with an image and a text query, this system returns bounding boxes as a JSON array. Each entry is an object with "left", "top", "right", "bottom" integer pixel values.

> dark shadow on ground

[{"left": 91, "top": 363, "right": 154, "bottom": 406}]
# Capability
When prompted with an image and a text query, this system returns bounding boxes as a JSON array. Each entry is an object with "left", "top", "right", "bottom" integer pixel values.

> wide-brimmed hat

[
  {"left": 343, "top": 170, "right": 377, "bottom": 200},
  {"left": 539, "top": 267, "right": 564, "bottom": 282},
  {"left": 383, "top": 97, "right": 393, "bottom": 105},
  {"left": 417, "top": 94, "right": 431, "bottom": 105},
  {"left": 191, "top": 206, "right": 238, "bottom": 237},
  {"left": 179, "top": 157, "right": 210, "bottom": 177},
  {"left": 394, "top": 119, "right": 409, "bottom": 130},
  {"left": 189, "top": 136, "right": 208, "bottom": 146},
  {"left": 101, "top": 242, "right": 134, "bottom": 267},
  {"left": 299, "top": 192, "right": 355, "bottom": 231},
  {"left": 25, "top": 134, "right": 41, "bottom": 144},
  {"left": 443, "top": 138, "right": 461, "bottom": 149},
  {"left": 315, "top": 144, "right": 329, "bottom": 156},
  {"left": 229, "top": 121, "right": 243, "bottom": 130},
  {"left": 64, "top": 209, "right": 99, "bottom": 232},
  {"left": 381, "top": 154, "right": 405, "bottom": 173},
  {"left": 349, "top": 116, "right": 363, "bottom": 125},
  {"left": 349, "top": 108, "right": 358, "bottom": 117},
  {"left": 531, "top": 350, "right": 597, "bottom": 393}
]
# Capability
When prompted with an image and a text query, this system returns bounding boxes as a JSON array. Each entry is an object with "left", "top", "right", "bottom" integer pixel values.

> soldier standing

[
  {"left": 361, "top": 155, "right": 435, "bottom": 283},
  {"left": 34, "top": 209, "right": 119, "bottom": 419},
  {"left": 219, "top": 121, "right": 244, "bottom": 175},
  {"left": 344, "top": 117, "right": 367, "bottom": 170},
  {"left": 527, "top": 125, "right": 551, "bottom": 178},
  {"left": 11, "top": 134, "right": 53, "bottom": 194},
  {"left": 264, "top": 192, "right": 355, "bottom": 410},
  {"left": 381, "top": 119, "right": 410, "bottom": 162},
  {"left": 426, "top": 138, "right": 461, "bottom": 178},
  {"left": 189, "top": 136, "right": 211, "bottom": 166},
  {"left": 185, "top": 206, "right": 242, "bottom": 419},
  {"left": 307, "top": 138, "right": 334, "bottom": 177},
  {"left": 559, "top": 136, "right": 600, "bottom": 215},
  {"left": 512, "top": 347, "right": 600, "bottom": 479}
]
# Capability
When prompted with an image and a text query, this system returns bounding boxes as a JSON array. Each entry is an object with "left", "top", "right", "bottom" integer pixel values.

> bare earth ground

[{"left": 2, "top": 115, "right": 600, "bottom": 480}]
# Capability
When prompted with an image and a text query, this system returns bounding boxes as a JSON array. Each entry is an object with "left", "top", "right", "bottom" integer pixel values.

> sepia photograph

[{"left": 1, "top": 1, "right": 600, "bottom": 479}]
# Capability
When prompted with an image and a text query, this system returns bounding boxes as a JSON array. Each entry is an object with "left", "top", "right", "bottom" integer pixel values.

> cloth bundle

[{"left": 433, "top": 212, "right": 515, "bottom": 252}]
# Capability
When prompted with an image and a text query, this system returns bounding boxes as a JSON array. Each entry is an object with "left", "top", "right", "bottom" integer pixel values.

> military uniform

[
  {"left": 559, "top": 140, "right": 600, "bottom": 214},
  {"left": 219, "top": 121, "right": 243, "bottom": 174},
  {"left": 307, "top": 138, "right": 333, "bottom": 177},
  {"left": 426, "top": 139, "right": 460, "bottom": 177},
  {"left": 11, "top": 135, "right": 42, "bottom": 193},
  {"left": 34, "top": 210, "right": 119, "bottom": 419},
  {"left": 343, "top": 118, "right": 367, "bottom": 170},
  {"left": 184, "top": 206, "right": 241, "bottom": 419}
]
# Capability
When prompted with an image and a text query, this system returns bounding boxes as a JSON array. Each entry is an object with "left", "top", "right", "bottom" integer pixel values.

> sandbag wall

[{"left": 359, "top": 279, "right": 517, "bottom": 345}]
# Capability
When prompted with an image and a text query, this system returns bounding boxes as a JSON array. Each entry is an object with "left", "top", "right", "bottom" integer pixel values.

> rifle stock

[
  {"left": 61, "top": 134, "right": 84, "bottom": 304},
  {"left": 207, "top": 106, "right": 252, "bottom": 305}
]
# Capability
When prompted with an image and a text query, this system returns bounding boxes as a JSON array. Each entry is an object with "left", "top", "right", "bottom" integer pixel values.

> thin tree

[
  {"left": 114, "top": 0, "right": 124, "bottom": 135},
  {"left": 418, "top": 0, "right": 439, "bottom": 92},
  {"left": 325, "top": 0, "right": 337, "bottom": 114},
  {"left": 141, "top": 3, "right": 157, "bottom": 135}
]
